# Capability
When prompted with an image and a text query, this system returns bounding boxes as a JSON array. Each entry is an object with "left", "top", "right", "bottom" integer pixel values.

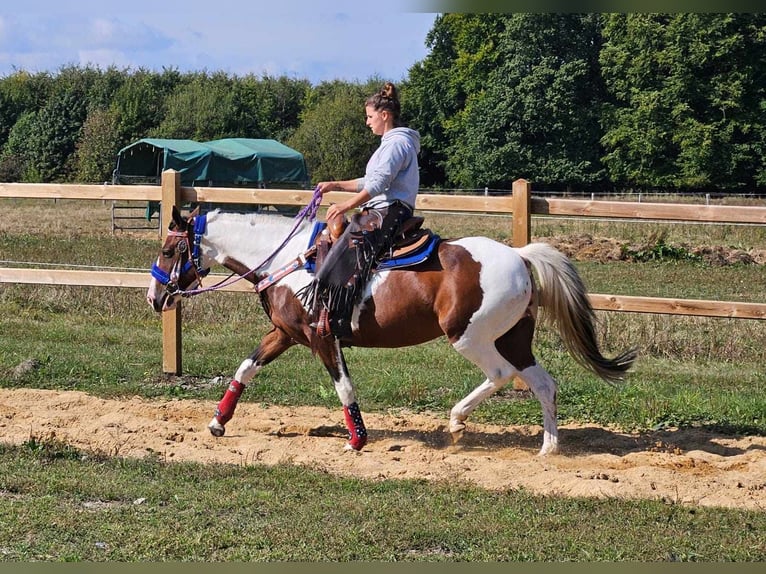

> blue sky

[{"left": 0, "top": 0, "right": 438, "bottom": 84}]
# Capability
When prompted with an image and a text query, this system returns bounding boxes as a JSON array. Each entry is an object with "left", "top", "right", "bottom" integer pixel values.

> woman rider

[{"left": 307, "top": 81, "right": 421, "bottom": 341}]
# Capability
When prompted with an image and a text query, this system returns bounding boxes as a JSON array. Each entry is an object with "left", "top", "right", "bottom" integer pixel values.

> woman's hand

[
  {"left": 317, "top": 181, "right": 339, "bottom": 195},
  {"left": 326, "top": 201, "right": 351, "bottom": 221}
]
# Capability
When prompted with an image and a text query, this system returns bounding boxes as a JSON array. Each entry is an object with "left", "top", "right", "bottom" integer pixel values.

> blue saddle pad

[{"left": 304, "top": 221, "right": 440, "bottom": 274}]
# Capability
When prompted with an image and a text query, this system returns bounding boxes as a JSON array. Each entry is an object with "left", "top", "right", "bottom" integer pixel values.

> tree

[
  {"left": 445, "top": 14, "right": 607, "bottom": 190},
  {"left": 0, "top": 111, "right": 37, "bottom": 182},
  {"left": 407, "top": 14, "right": 606, "bottom": 190},
  {"left": 153, "top": 71, "right": 238, "bottom": 140},
  {"left": 232, "top": 75, "right": 311, "bottom": 142},
  {"left": 74, "top": 107, "right": 121, "bottom": 183},
  {"left": 405, "top": 14, "right": 506, "bottom": 187},
  {"left": 25, "top": 87, "right": 88, "bottom": 181},
  {"left": 600, "top": 13, "right": 766, "bottom": 190},
  {"left": 0, "top": 70, "right": 53, "bottom": 152},
  {"left": 287, "top": 82, "right": 378, "bottom": 183},
  {"left": 110, "top": 68, "right": 183, "bottom": 147}
]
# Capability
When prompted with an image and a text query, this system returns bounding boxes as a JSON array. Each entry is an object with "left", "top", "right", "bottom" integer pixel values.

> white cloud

[{"left": 78, "top": 49, "right": 134, "bottom": 70}]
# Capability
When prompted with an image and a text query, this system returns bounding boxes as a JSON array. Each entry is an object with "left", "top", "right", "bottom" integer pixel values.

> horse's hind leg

[
  {"left": 448, "top": 311, "right": 532, "bottom": 443},
  {"left": 449, "top": 360, "right": 559, "bottom": 456},
  {"left": 514, "top": 363, "right": 559, "bottom": 455},
  {"left": 449, "top": 312, "right": 560, "bottom": 455},
  {"left": 449, "top": 374, "right": 512, "bottom": 442},
  {"left": 208, "top": 327, "right": 295, "bottom": 437}
]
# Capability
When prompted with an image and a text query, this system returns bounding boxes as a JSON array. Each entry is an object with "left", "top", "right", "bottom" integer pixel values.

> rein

[{"left": 156, "top": 187, "right": 323, "bottom": 298}]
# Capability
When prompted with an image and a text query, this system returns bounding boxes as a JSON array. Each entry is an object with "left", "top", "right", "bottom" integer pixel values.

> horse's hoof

[
  {"left": 449, "top": 420, "right": 466, "bottom": 444},
  {"left": 344, "top": 436, "right": 367, "bottom": 451},
  {"left": 537, "top": 443, "right": 560, "bottom": 456},
  {"left": 208, "top": 418, "right": 226, "bottom": 437}
]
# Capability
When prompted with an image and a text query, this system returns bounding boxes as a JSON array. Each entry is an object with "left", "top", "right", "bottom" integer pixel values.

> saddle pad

[{"left": 303, "top": 221, "right": 440, "bottom": 273}]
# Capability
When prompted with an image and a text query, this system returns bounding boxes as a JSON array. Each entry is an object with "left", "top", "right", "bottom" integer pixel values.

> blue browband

[{"left": 192, "top": 214, "right": 209, "bottom": 276}]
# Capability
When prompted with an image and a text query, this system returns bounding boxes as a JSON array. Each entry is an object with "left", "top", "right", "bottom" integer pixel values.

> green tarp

[{"left": 113, "top": 137, "right": 310, "bottom": 187}]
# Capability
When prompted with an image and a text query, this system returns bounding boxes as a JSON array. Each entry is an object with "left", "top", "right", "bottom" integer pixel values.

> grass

[
  {"left": 1, "top": 197, "right": 765, "bottom": 561},
  {"left": 1, "top": 439, "right": 764, "bottom": 561}
]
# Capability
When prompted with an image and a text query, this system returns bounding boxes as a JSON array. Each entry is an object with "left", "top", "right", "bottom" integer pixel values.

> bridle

[{"left": 151, "top": 215, "right": 210, "bottom": 297}]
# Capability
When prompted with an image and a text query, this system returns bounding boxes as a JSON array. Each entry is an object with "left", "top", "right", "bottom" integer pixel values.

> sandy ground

[{"left": 1, "top": 388, "right": 764, "bottom": 511}]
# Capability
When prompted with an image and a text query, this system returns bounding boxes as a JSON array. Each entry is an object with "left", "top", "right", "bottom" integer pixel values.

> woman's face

[{"left": 365, "top": 105, "right": 390, "bottom": 136}]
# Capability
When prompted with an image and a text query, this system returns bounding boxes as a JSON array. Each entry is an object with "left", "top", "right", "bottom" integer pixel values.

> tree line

[{"left": 2, "top": 13, "right": 766, "bottom": 193}]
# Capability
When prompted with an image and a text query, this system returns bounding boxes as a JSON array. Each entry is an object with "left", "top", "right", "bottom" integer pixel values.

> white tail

[{"left": 518, "top": 242, "right": 638, "bottom": 384}]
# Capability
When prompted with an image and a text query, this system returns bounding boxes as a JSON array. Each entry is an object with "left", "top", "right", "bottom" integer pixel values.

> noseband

[{"left": 151, "top": 215, "right": 210, "bottom": 296}]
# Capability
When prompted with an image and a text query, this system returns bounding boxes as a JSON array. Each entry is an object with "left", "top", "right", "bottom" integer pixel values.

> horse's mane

[{"left": 201, "top": 209, "right": 315, "bottom": 272}]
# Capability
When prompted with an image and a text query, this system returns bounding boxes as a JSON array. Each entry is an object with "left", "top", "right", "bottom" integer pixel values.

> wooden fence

[{"left": 1, "top": 172, "right": 765, "bottom": 375}]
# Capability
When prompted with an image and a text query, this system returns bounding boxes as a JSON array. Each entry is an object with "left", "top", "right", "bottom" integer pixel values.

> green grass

[{"left": 1, "top": 440, "right": 764, "bottom": 561}]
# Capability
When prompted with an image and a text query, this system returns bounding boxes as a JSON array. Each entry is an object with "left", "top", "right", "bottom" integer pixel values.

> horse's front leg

[
  {"left": 317, "top": 338, "right": 368, "bottom": 451},
  {"left": 208, "top": 327, "right": 295, "bottom": 437}
]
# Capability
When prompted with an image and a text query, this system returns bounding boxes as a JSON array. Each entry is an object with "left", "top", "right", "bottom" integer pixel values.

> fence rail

[{"left": 2, "top": 173, "right": 765, "bottom": 374}]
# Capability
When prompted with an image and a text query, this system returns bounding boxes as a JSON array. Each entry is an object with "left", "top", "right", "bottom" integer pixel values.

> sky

[{"left": 0, "top": 0, "right": 439, "bottom": 84}]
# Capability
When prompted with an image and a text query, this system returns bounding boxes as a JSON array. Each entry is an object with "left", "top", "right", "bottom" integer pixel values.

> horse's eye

[{"left": 162, "top": 249, "right": 174, "bottom": 258}]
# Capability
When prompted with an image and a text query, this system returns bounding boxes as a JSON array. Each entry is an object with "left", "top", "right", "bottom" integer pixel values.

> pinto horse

[{"left": 146, "top": 206, "right": 637, "bottom": 455}]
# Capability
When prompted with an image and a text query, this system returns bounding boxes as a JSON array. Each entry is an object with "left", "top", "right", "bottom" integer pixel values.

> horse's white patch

[
  {"left": 234, "top": 358, "right": 259, "bottom": 384},
  {"left": 332, "top": 339, "right": 356, "bottom": 405},
  {"left": 448, "top": 237, "right": 532, "bottom": 365}
]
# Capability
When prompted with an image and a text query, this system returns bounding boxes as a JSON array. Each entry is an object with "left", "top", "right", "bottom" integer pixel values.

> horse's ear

[
  {"left": 188, "top": 205, "right": 201, "bottom": 219},
  {"left": 171, "top": 206, "right": 184, "bottom": 227}
]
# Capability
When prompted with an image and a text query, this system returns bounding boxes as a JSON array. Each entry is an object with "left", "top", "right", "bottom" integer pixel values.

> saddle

[
  {"left": 303, "top": 213, "right": 441, "bottom": 340},
  {"left": 304, "top": 214, "right": 440, "bottom": 275}
]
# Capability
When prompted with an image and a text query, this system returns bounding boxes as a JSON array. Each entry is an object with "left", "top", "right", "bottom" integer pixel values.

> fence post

[
  {"left": 160, "top": 169, "right": 183, "bottom": 375},
  {"left": 512, "top": 178, "right": 531, "bottom": 247},
  {"left": 511, "top": 178, "right": 532, "bottom": 390}
]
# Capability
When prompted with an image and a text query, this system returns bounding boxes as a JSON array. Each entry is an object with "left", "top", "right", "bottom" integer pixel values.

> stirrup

[{"left": 311, "top": 308, "right": 332, "bottom": 338}]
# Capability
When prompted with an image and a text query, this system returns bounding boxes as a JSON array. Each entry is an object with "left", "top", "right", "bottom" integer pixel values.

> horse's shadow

[{"left": 305, "top": 422, "right": 763, "bottom": 458}]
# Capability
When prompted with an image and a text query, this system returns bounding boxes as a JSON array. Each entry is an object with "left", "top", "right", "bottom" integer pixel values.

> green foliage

[
  {"left": 600, "top": 14, "right": 766, "bottom": 190},
  {"left": 0, "top": 70, "right": 53, "bottom": 148},
  {"left": 407, "top": 14, "right": 607, "bottom": 189},
  {"left": 287, "top": 81, "right": 379, "bottom": 182},
  {"left": 153, "top": 71, "right": 238, "bottom": 140},
  {"left": 25, "top": 88, "right": 88, "bottom": 181},
  {"left": 406, "top": 14, "right": 506, "bottom": 187},
  {"left": 232, "top": 74, "right": 311, "bottom": 142},
  {"left": 0, "top": 110, "right": 37, "bottom": 181},
  {"left": 451, "top": 14, "right": 607, "bottom": 189},
  {"left": 74, "top": 107, "right": 122, "bottom": 183},
  {"left": 109, "top": 67, "right": 183, "bottom": 149},
  {"left": 620, "top": 238, "right": 702, "bottom": 263},
  {"left": 3, "top": 15, "right": 766, "bottom": 191}
]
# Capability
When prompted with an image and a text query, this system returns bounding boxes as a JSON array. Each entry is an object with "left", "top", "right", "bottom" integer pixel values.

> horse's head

[{"left": 146, "top": 206, "right": 209, "bottom": 312}]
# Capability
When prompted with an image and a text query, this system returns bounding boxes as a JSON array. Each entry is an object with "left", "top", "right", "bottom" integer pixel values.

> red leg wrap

[
  {"left": 343, "top": 402, "right": 368, "bottom": 450},
  {"left": 214, "top": 380, "right": 244, "bottom": 425}
]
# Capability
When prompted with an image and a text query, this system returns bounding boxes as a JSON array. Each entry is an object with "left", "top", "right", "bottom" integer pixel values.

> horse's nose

[
  {"left": 146, "top": 289, "right": 168, "bottom": 313},
  {"left": 147, "top": 293, "right": 161, "bottom": 313}
]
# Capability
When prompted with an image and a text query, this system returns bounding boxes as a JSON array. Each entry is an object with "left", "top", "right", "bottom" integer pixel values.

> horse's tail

[{"left": 517, "top": 242, "right": 638, "bottom": 384}]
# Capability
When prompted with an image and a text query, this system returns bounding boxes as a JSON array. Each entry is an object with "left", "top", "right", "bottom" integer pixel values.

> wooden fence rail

[{"left": 1, "top": 172, "right": 765, "bottom": 374}]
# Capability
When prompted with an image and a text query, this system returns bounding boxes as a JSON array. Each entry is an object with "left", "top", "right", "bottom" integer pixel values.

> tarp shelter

[
  {"left": 113, "top": 138, "right": 310, "bottom": 219},
  {"left": 113, "top": 137, "right": 310, "bottom": 187}
]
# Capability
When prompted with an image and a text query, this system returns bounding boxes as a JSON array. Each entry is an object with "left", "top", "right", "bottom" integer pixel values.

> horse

[{"left": 146, "top": 205, "right": 637, "bottom": 456}]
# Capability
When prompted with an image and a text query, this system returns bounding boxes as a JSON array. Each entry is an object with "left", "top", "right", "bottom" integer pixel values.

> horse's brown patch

[{"left": 352, "top": 243, "right": 484, "bottom": 347}]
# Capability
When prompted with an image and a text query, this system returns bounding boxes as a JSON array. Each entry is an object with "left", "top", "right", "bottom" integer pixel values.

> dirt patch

[
  {"left": 1, "top": 388, "right": 764, "bottom": 511},
  {"left": 538, "top": 233, "right": 766, "bottom": 266}
]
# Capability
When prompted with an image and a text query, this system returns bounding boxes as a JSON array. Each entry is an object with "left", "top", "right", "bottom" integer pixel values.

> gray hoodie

[{"left": 356, "top": 127, "right": 421, "bottom": 210}]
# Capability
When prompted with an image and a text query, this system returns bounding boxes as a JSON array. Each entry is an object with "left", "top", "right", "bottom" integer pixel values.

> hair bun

[{"left": 381, "top": 82, "right": 397, "bottom": 100}]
